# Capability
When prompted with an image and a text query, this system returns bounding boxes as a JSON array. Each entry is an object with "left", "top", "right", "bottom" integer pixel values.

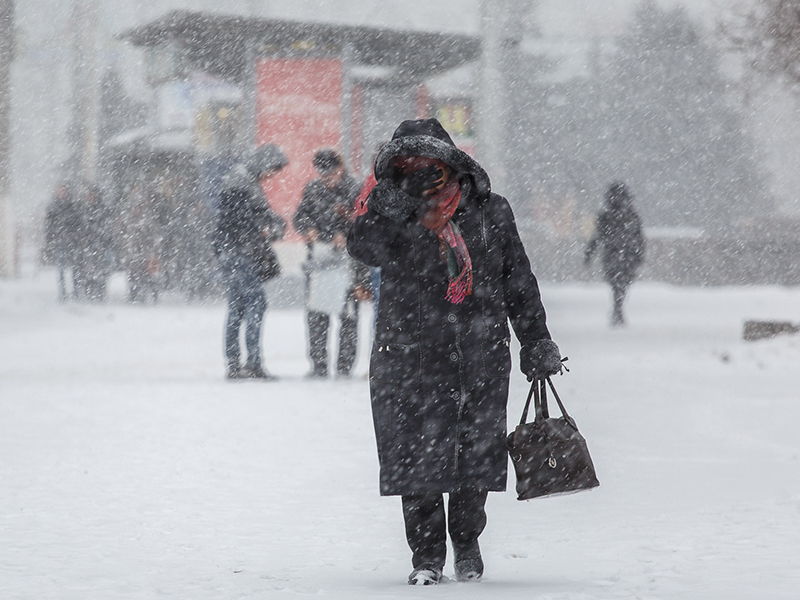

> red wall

[{"left": 255, "top": 57, "right": 344, "bottom": 241}]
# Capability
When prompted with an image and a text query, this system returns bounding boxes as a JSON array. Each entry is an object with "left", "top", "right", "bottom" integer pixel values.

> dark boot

[
  {"left": 226, "top": 360, "right": 242, "bottom": 380},
  {"left": 453, "top": 540, "right": 483, "bottom": 582},
  {"left": 242, "top": 361, "right": 277, "bottom": 381},
  {"left": 408, "top": 565, "right": 443, "bottom": 586}
]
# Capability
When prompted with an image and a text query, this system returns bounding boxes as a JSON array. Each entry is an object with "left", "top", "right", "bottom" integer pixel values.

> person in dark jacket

[
  {"left": 214, "top": 144, "right": 287, "bottom": 380},
  {"left": 42, "top": 183, "right": 81, "bottom": 302},
  {"left": 294, "top": 149, "right": 362, "bottom": 378},
  {"left": 584, "top": 181, "right": 645, "bottom": 326},
  {"left": 347, "top": 118, "right": 563, "bottom": 585}
]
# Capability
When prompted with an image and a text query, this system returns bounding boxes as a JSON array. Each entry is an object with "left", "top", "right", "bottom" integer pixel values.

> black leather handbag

[
  {"left": 253, "top": 242, "right": 281, "bottom": 282},
  {"left": 507, "top": 377, "right": 599, "bottom": 500}
]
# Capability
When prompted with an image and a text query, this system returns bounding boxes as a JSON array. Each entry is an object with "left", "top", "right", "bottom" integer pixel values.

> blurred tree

[
  {"left": 512, "top": 0, "right": 769, "bottom": 238},
  {"left": 99, "top": 70, "right": 148, "bottom": 146},
  {"left": 603, "top": 0, "right": 770, "bottom": 231},
  {"left": 725, "top": 0, "right": 800, "bottom": 88}
]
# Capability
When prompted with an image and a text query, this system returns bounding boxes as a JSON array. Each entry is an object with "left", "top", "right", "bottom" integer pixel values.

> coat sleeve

[
  {"left": 293, "top": 183, "right": 317, "bottom": 236},
  {"left": 347, "top": 206, "right": 408, "bottom": 269},
  {"left": 491, "top": 195, "right": 551, "bottom": 346}
]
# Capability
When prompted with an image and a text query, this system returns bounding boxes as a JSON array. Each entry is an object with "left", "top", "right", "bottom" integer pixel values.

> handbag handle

[
  {"left": 518, "top": 380, "right": 537, "bottom": 426},
  {"left": 518, "top": 377, "right": 575, "bottom": 427}
]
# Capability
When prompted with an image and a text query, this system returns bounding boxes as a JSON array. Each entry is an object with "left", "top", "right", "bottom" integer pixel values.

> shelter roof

[{"left": 120, "top": 10, "right": 481, "bottom": 83}]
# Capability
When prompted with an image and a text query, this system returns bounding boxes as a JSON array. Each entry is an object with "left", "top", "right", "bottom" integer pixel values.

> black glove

[
  {"left": 395, "top": 165, "right": 444, "bottom": 198},
  {"left": 520, "top": 339, "right": 563, "bottom": 381}
]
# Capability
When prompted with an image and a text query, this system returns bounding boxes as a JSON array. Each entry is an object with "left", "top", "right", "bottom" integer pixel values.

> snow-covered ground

[{"left": 1, "top": 271, "right": 799, "bottom": 599}]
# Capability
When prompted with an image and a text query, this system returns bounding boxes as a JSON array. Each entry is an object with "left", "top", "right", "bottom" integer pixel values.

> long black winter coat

[{"left": 348, "top": 120, "right": 551, "bottom": 496}]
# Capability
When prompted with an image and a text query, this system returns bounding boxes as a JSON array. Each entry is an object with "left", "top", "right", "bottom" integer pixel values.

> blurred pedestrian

[
  {"left": 123, "top": 183, "right": 164, "bottom": 304},
  {"left": 294, "top": 149, "right": 361, "bottom": 379},
  {"left": 42, "top": 182, "right": 81, "bottom": 302},
  {"left": 214, "top": 144, "right": 287, "bottom": 380},
  {"left": 347, "top": 118, "right": 563, "bottom": 585},
  {"left": 74, "top": 184, "right": 113, "bottom": 302},
  {"left": 584, "top": 181, "right": 646, "bottom": 326},
  {"left": 182, "top": 199, "right": 218, "bottom": 301}
]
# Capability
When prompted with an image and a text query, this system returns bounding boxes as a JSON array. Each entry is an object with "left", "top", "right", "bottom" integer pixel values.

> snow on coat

[{"left": 347, "top": 119, "right": 552, "bottom": 496}]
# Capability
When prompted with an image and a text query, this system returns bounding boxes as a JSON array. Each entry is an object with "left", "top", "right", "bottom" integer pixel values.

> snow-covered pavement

[{"left": 1, "top": 271, "right": 799, "bottom": 599}]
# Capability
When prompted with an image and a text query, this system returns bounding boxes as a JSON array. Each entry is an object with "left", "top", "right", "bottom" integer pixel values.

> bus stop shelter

[{"left": 120, "top": 11, "right": 480, "bottom": 238}]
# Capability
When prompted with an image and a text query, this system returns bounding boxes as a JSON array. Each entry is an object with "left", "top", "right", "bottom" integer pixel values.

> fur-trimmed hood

[{"left": 374, "top": 118, "right": 491, "bottom": 200}]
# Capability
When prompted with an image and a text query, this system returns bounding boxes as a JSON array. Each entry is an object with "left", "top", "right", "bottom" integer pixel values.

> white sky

[{"left": 15, "top": 0, "right": 735, "bottom": 41}]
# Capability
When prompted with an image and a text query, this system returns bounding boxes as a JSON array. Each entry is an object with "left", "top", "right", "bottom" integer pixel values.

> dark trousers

[
  {"left": 611, "top": 282, "right": 629, "bottom": 325},
  {"left": 73, "top": 266, "right": 107, "bottom": 302},
  {"left": 221, "top": 254, "right": 266, "bottom": 367},
  {"left": 307, "top": 295, "right": 358, "bottom": 376},
  {"left": 401, "top": 489, "right": 488, "bottom": 571},
  {"left": 57, "top": 265, "right": 76, "bottom": 303},
  {"left": 128, "top": 265, "right": 159, "bottom": 304}
]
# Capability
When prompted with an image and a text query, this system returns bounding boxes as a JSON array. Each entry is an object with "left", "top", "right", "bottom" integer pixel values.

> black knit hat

[
  {"left": 245, "top": 144, "right": 288, "bottom": 177},
  {"left": 313, "top": 149, "right": 343, "bottom": 174}
]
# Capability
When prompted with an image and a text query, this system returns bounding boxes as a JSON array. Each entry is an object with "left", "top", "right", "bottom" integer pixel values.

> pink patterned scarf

[{"left": 419, "top": 178, "right": 473, "bottom": 304}]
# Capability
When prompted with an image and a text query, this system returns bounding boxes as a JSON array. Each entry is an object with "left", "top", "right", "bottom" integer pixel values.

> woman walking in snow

[
  {"left": 584, "top": 181, "right": 645, "bottom": 327},
  {"left": 347, "top": 118, "right": 563, "bottom": 585}
]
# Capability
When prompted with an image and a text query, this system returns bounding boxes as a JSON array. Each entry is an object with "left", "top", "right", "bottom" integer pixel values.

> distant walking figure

[
  {"left": 584, "top": 181, "right": 645, "bottom": 326},
  {"left": 42, "top": 183, "right": 81, "bottom": 302}
]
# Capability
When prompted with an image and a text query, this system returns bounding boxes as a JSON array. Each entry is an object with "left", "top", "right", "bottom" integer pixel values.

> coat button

[
  {"left": 451, "top": 390, "right": 461, "bottom": 400},
  {"left": 449, "top": 352, "right": 459, "bottom": 362},
  {"left": 447, "top": 313, "right": 457, "bottom": 323}
]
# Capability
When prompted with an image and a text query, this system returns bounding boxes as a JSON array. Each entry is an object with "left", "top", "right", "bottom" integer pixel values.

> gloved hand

[
  {"left": 520, "top": 339, "right": 563, "bottom": 381},
  {"left": 396, "top": 165, "right": 444, "bottom": 198}
]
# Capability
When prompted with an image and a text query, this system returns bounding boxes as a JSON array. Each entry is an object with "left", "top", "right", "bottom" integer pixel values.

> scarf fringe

[
  {"left": 445, "top": 268, "right": 473, "bottom": 304},
  {"left": 441, "top": 221, "right": 473, "bottom": 304},
  {"left": 421, "top": 183, "right": 474, "bottom": 305}
]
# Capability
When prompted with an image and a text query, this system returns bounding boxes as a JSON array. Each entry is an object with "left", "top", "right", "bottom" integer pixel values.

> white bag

[
  {"left": 306, "top": 242, "right": 351, "bottom": 314},
  {"left": 308, "top": 267, "right": 351, "bottom": 314}
]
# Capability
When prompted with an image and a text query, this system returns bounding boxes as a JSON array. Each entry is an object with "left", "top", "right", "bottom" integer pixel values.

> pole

[
  {"left": 68, "top": 0, "right": 100, "bottom": 187},
  {"left": 477, "top": 0, "right": 532, "bottom": 198},
  {"left": 341, "top": 42, "right": 355, "bottom": 173},
  {"left": 0, "top": 0, "right": 14, "bottom": 277}
]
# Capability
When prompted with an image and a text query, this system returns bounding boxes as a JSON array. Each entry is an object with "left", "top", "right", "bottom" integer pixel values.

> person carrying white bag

[{"left": 294, "top": 149, "right": 362, "bottom": 378}]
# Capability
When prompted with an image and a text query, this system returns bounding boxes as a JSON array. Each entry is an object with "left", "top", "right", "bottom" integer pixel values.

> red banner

[{"left": 255, "top": 57, "right": 344, "bottom": 240}]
